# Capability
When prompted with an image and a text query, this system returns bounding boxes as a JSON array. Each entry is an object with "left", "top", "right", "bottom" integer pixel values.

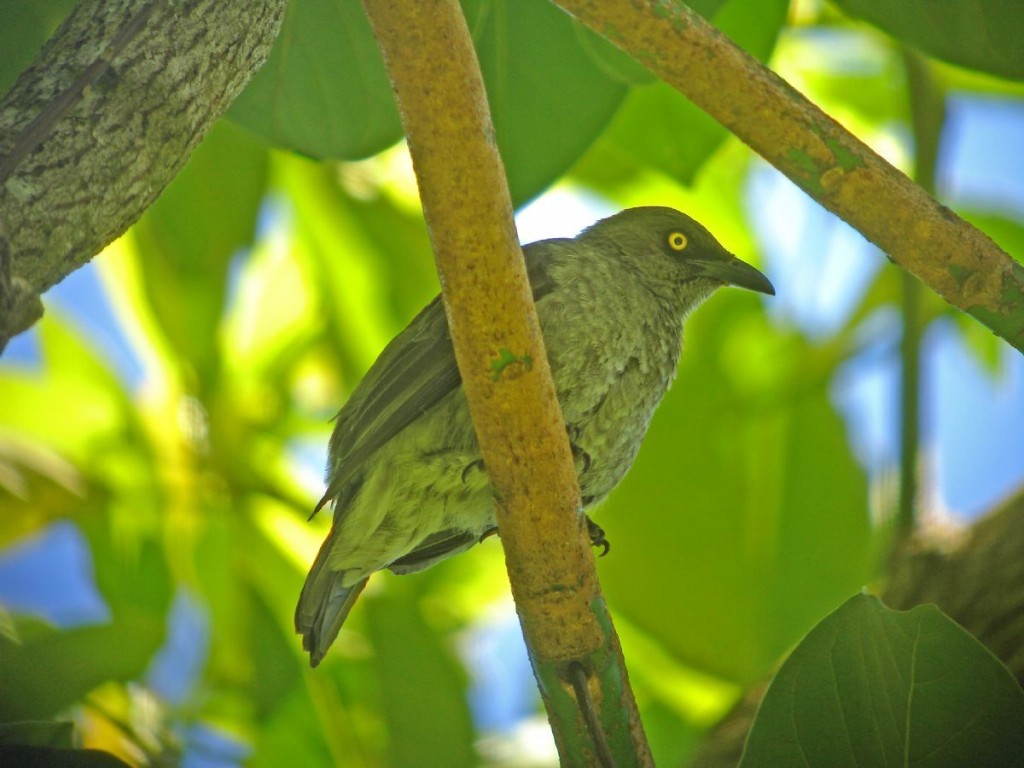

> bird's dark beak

[{"left": 692, "top": 254, "right": 775, "bottom": 296}]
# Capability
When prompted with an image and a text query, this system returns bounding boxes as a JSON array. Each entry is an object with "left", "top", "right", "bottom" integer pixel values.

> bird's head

[{"left": 579, "top": 206, "right": 774, "bottom": 312}]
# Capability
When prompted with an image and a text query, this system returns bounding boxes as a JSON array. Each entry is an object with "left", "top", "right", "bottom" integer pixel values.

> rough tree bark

[{"left": 0, "top": 0, "right": 287, "bottom": 349}]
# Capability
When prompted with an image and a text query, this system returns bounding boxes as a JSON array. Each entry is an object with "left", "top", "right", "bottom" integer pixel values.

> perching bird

[{"left": 296, "top": 206, "right": 774, "bottom": 666}]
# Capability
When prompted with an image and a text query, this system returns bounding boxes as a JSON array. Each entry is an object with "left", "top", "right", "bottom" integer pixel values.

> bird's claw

[
  {"left": 461, "top": 458, "right": 484, "bottom": 484},
  {"left": 586, "top": 515, "right": 610, "bottom": 557},
  {"left": 566, "top": 425, "right": 592, "bottom": 474}
]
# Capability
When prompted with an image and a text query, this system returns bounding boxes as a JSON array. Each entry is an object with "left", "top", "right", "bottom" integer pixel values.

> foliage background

[{"left": 1, "top": 0, "right": 1023, "bottom": 765}]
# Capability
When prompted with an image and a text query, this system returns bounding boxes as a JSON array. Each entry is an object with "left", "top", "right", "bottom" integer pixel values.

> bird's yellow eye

[{"left": 667, "top": 231, "right": 688, "bottom": 251}]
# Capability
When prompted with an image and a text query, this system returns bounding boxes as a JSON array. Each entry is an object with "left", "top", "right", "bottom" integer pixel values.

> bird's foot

[{"left": 586, "top": 515, "right": 610, "bottom": 557}]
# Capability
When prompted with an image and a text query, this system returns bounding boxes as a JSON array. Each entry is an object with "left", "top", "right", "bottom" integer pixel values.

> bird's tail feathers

[{"left": 295, "top": 545, "right": 368, "bottom": 667}]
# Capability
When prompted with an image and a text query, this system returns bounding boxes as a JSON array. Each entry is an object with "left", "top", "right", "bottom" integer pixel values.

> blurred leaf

[
  {"left": 0, "top": 318, "right": 157, "bottom": 512},
  {"left": 132, "top": 120, "right": 267, "bottom": 387},
  {"left": 601, "top": 298, "right": 872, "bottom": 684},
  {"left": 784, "top": 29, "right": 909, "bottom": 128},
  {"left": 739, "top": 594, "right": 1024, "bottom": 767},
  {"left": 229, "top": 0, "right": 403, "bottom": 160},
  {"left": 245, "top": 586, "right": 303, "bottom": 720},
  {"left": 0, "top": 606, "right": 16, "bottom": 644},
  {"left": 77, "top": 520, "right": 173, "bottom": 622},
  {"left": 833, "top": 0, "right": 1024, "bottom": 80},
  {"left": 0, "top": 0, "right": 76, "bottom": 95},
  {"left": 0, "top": 433, "right": 85, "bottom": 547},
  {"left": 598, "top": 0, "right": 789, "bottom": 186},
  {"left": 365, "top": 588, "right": 476, "bottom": 768},
  {"left": 249, "top": 684, "right": 338, "bottom": 768},
  {"left": 0, "top": 614, "right": 165, "bottom": 721},
  {"left": 268, "top": 156, "right": 434, "bottom": 395}
]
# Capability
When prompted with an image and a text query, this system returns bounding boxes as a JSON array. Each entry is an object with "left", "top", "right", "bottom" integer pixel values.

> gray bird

[{"left": 296, "top": 206, "right": 774, "bottom": 666}]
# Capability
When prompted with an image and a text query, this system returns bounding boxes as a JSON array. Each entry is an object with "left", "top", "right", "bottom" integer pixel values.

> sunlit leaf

[
  {"left": 0, "top": 433, "right": 85, "bottom": 547},
  {"left": 132, "top": 120, "right": 267, "bottom": 386},
  {"left": 740, "top": 594, "right": 1024, "bottom": 767},
  {"left": 0, "top": 317, "right": 137, "bottom": 463}
]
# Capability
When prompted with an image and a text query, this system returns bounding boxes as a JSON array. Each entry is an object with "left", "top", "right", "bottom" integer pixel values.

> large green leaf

[
  {"left": 365, "top": 586, "right": 477, "bottom": 768},
  {"left": 834, "top": 0, "right": 1024, "bottom": 80},
  {"left": 231, "top": 0, "right": 628, "bottom": 204},
  {"left": 229, "top": 0, "right": 403, "bottom": 160},
  {"left": 739, "top": 594, "right": 1024, "bottom": 767},
  {"left": 462, "top": 0, "right": 628, "bottom": 204}
]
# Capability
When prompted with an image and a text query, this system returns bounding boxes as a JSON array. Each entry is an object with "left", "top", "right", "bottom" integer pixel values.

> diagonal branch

[
  {"left": 555, "top": 0, "right": 1024, "bottom": 354},
  {"left": 360, "top": 1, "right": 652, "bottom": 764}
]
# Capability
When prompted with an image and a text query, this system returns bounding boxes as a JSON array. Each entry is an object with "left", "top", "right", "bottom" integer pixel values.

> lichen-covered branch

[
  {"left": 555, "top": 0, "right": 1024, "bottom": 353},
  {"left": 360, "top": 0, "right": 651, "bottom": 764},
  {"left": 0, "top": 0, "right": 287, "bottom": 347}
]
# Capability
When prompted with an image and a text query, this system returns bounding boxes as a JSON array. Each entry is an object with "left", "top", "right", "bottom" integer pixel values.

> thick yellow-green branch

[
  {"left": 556, "top": 0, "right": 1024, "bottom": 353},
  {"left": 360, "top": 1, "right": 652, "bottom": 764}
]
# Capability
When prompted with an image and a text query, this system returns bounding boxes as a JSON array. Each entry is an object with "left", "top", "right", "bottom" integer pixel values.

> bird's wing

[{"left": 314, "top": 238, "right": 568, "bottom": 515}]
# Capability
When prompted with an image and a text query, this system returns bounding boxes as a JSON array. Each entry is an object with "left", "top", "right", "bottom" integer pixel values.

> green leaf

[
  {"left": 78, "top": 518, "right": 174, "bottom": 622},
  {"left": 229, "top": 0, "right": 403, "bottom": 160},
  {"left": 0, "top": 613, "right": 165, "bottom": 721},
  {"left": 740, "top": 594, "right": 1024, "bottom": 767},
  {"left": 365, "top": 585, "right": 476, "bottom": 768},
  {"left": 232, "top": 0, "right": 628, "bottom": 203},
  {"left": 462, "top": 0, "right": 628, "bottom": 205},
  {"left": 833, "top": 0, "right": 1024, "bottom": 80}
]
